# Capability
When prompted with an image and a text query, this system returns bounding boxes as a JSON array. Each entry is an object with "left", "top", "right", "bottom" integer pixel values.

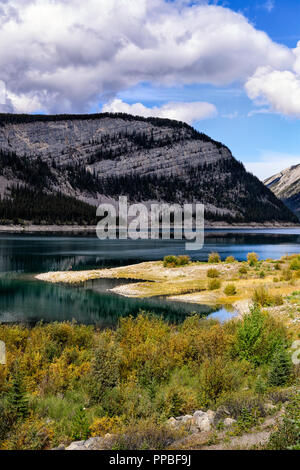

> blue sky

[
  {"left": 115, "top": 0, "right": 300, "bottom": 180},
  {"left": 1, "top": 0, "right": 300, "bottom": 180}
]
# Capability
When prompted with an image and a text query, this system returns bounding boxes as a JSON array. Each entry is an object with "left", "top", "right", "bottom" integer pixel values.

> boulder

[
  {"left": 180, "top": 415, "right": 193, "bottom": 424},
  {"left": 167, "top": 417, "right": 178, "bottom": 428},
  {"left": 65, "top": 437, "right": 104, "bottom": 451},
  {"left": 193, "top": 410, "right": 216, "bottom": 432}
]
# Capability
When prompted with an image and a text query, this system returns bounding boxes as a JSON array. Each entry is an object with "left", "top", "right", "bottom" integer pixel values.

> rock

[
  {"left": 223, "top": 418, "right": 237, "bottom": 428},
  {"left": 167, "top": 417, "right": 178, "bottom": 428},
  {"left": 180, "top": 415, "right": 193, "bottom": 424},
  {"left": 65, "top": 437, "right": 104, "bottom": 451},
  {"left": 193, "top": 410, "right": 216, "bottom": 432},
  {"left": 84, "top": 437, "right": 104, "bottom": 450},
  {"left": 52, "top": 444, "right": 65, "bottom": 451},
  {"left": 193, "top": 410, "right": 205, "bottom": 418},
  {"left": 66, "top": 440, "right": 87, "bottom": 451}
]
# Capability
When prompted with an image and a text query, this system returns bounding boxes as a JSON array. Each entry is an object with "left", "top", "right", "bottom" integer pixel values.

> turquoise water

[{"left": 0, "top": 228, "right": 299, "bottom": 325}]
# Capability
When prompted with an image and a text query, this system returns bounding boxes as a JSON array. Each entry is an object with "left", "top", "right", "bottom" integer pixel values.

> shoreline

[
  {"left": 35, "top": 256, "right": 300, "bottom": 322},
  {"left": 0, "top": 222, "right": 299, "bottom": 234}
]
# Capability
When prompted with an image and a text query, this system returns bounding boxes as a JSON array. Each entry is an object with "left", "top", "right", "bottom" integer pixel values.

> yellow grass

[{"left": 35, "top": 257, "right": 300, "bottom": 326}]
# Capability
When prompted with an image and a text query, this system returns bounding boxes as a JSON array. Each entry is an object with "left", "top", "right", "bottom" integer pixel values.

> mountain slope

[
  {"left": 0, "top": 112, "right": 297, "bottom": 224},
  {"left": 264, "top": 164, "right": 300, "bottom": 220}
]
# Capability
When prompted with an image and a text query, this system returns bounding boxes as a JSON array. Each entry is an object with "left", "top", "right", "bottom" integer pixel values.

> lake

[{"left": 0, "top": 228, "right": 300, "bottom": 325}]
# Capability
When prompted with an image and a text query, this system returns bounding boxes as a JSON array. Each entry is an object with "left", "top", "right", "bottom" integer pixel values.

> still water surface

[{"left": 0, "top": 228, "right": 300, "bottom": 325}]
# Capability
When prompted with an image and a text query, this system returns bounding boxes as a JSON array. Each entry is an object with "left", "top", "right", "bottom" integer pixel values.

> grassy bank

[{"left": 37, "top": 253, "right": 300, "bottom": 324}]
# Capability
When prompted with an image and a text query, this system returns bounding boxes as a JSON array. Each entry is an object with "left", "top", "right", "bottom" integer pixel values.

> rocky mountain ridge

[
  {"left": 265, "top": 164, "right": 300, "bottom": 220},
  {"left": 0, "top": 112, "right": 297, "bottom": 224}
]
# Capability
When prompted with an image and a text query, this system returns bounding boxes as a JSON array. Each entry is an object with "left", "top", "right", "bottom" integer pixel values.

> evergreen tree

[
  {"left": 268, "top": 346, "right": 292, "bottom": 387},
  {"left": 71, "top": 406, "right": 90, "bottom": 441},
  {"left": 7, "top": 363, "right": 29, "bottom": 420}
]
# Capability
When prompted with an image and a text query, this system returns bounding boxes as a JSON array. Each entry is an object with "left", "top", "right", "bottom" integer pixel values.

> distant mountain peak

[{"left": 265, "top": 164, "right": 300, "bottom": 220}]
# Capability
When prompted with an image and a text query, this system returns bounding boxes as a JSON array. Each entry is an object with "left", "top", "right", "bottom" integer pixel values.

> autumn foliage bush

[{"left": 0, "top": 308, "right": 294, "bottom": 450}]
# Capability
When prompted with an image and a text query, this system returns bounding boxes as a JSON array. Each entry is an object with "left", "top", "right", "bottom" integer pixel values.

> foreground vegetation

[{"left": 0, "top": 305, "right": 299, "bottom": 450}]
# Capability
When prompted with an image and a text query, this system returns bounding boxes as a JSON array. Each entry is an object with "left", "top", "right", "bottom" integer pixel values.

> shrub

[
  {"left": 290, "top": 259, "right": 300, "bottom": 271},
  {"left": 247, "top": 252, "right": 259, "bottom": 266},
  {"left": 259, "top": 271, "right": 266, "bottom": 279},
  {"left": 163, "top": 255, "right": 190, "bottom": 268},
  {"left": 267, "top": 393, "right": 300, "bottom": 450},
  {"left": 217, "top": 391, "right": 266, "bottom": 422},
  {"left": 225, "top": 256, "right": 236, "bottom": 263},
  {"left": 274, "top": 263, "right": 281, "bottom": 271},
  {"left": 224, "top": 284, "right": 237, "bottom": 296},
  {"left": 90, "top": 416, "right": 124, "bottom": 437},
  {"left": 268, "top": 346, "right": 292, "bottom": 387},
  {"left": 252, "top": 287, "right": 283, "bottom": 307},
  {"left": 7, "top": 364, "right": 29, "bottom": 420},
  {"left": 281, "top": 269, "right": 293, "bottom": 281},
  {"left": 207, "top": 269, "right": 219, "bottom": 279},
  {"left": 88, "top": 336, "right": 121, "bottom": 403},
  {"left": 107, "top": 419, "right": 181, "bottom": 450},
  {"left": 208, "top": 252, "right": 221, "bottom": 264},
  {"left": 239, "top": 265, "right": 248, "bottom": 276},
  {"left": 71, "top": 406, "right": 90, "bottom": 441},
  {"left": 163, "top": 255, "right": 178, "bottom": 268},
  {"left": 208, "top": 279, "right": 221, "bottom": 291},
  {"left": 198, "top": 357, "right": 238, "bottom": 406},
  {"left": 232, "top": 305, "right": 287, "bottom": 366}
]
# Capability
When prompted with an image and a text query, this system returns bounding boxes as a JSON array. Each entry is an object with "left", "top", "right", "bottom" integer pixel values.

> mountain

[
  {"left": 265, "top": 164, "right": 300, "bottom": 220},
  {"left": 0, "top": 112, "right": 297, "bottom": 225}
]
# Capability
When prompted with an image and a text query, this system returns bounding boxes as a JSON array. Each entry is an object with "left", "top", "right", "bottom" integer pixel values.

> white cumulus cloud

[
  {"left": 102, "top": 99, "right": 217, "bottom": 124},
  {"left": 0, "top": 0, "right": 293, "bottom": 113},
  {"left": 245, "top": 66, "right": 300, "bottom": 117}
]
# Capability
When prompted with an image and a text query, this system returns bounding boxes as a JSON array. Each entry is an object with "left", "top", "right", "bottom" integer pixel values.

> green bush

[
  {"left": 232, "top": 305, "right": 287, "bottom": 366},
  {"left": 107, "top": 419, "right": 181, "bottom": 450},
  {"left": 239, "top": 265, "right": 248, "bottom": 276},
  {"left": 281, "top": 269, "right": 293, "bottom": 281},
  {"left": 290, "top": 259, "right": 300, "bottom": 271},
  {"left": 225, "top": 256, "right": 236, "bottom": 263},
  {"left": 163, "top": 255, "right": 190, "bottom": 268},
  {"left": 247, "top": 252, "right": 259, "bottom": 266},
  {"left": 259, "top": 271, "right": 266, "bottom": 279},
  {"left": 208, "top": 252, "right": 221, "bottom": 264},
  {"left": 268, "top": 393, "right": 300, "bottom": 450},
  {"left": 208, "top": 279, "right": 221, "bottom": 290},
  {"left": 7, "top": 364, "right": 29, "bottom": 420},
  {"left": 224, "top": 284, "right": 237, "bottom": 296},
  {"left": 207, "top": 268, "right": 219, "bottom": 279},
  {"left": 252, "top": 287, "right": 283, "bottom": 307},
  {"left": 88, "top": 336, "right": 121, "bottom": 403},
  {"left": 71, "top": 406, "right": 91, "bottom": 441},
  {"left": 268, "top": 346, "right": 292, "bottom": 387}
]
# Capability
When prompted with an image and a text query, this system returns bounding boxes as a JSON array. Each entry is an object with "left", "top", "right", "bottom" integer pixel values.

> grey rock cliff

[{"left": 0, "top": 113, "right": 296, "bottom": 223}]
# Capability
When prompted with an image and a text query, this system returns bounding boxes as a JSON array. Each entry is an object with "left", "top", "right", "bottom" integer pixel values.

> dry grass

[{"left": 35, "top": 257, "right": 300, "bottom": 326}]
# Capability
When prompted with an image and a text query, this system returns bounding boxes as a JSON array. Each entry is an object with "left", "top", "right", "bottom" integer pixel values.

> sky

[{"left": 0, "top": 0, "right": 300, "bottom": 180}]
